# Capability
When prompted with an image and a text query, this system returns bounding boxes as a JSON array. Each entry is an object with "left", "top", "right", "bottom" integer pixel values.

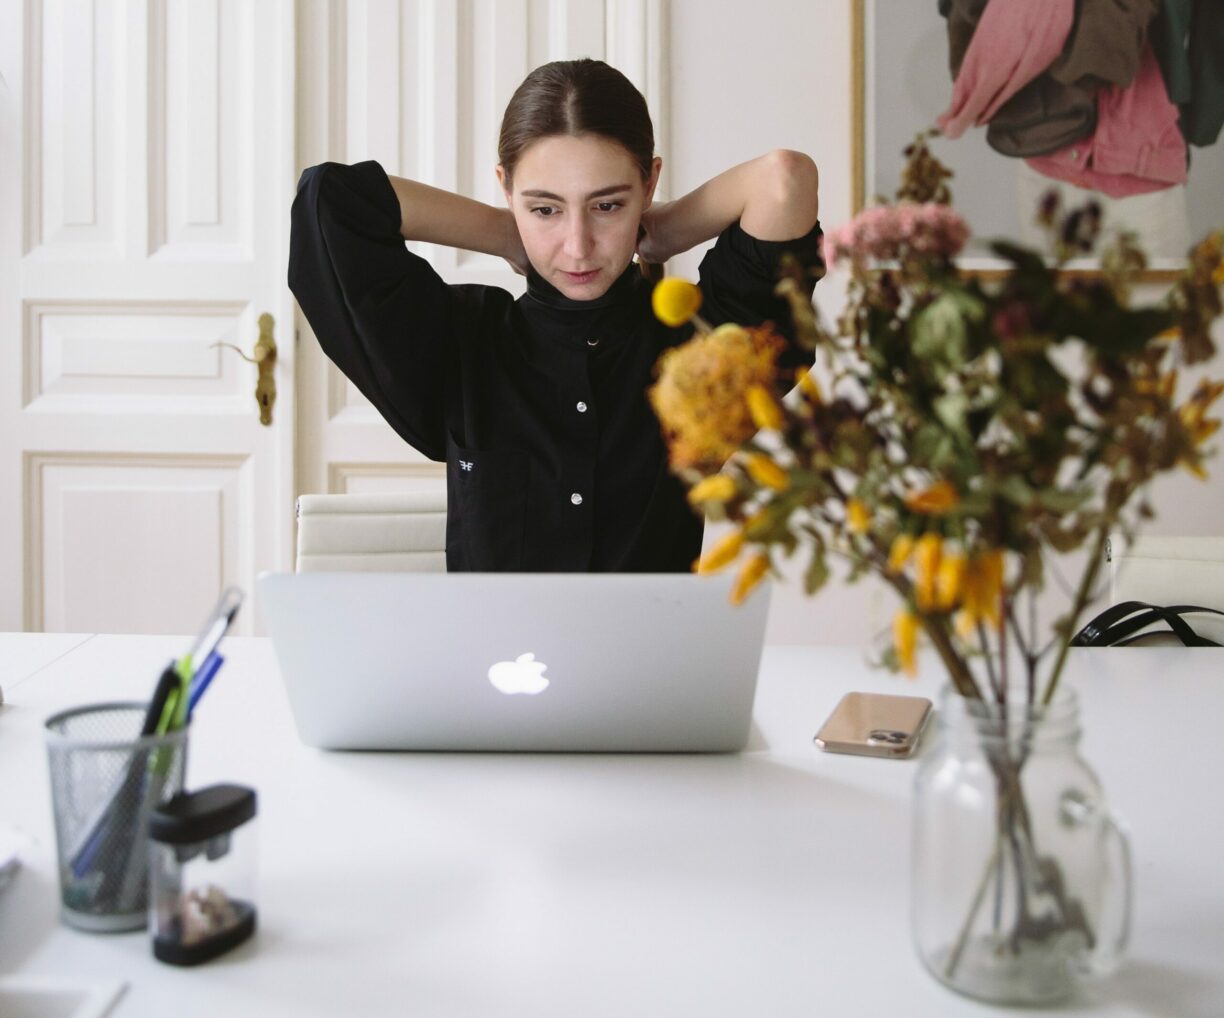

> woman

[{"left": 289, "top": 58, "right": 823, "bottom": 572}]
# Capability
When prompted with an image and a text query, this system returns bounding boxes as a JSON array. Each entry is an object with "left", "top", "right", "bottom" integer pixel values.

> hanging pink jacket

[
  {"left": 1025, "top": 44, "right": 1187, "bottom": 198},
  {"left": 938, "top": 0, "right": 1186, "bottom": 198},
  {"left": 937, "top": 0, "right": 1076, "bottom": 140}
]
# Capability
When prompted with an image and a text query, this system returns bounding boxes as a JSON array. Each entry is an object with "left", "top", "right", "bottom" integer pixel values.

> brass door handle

[{"left": 213, "top": 313, "right": 277, "bottom": 425}]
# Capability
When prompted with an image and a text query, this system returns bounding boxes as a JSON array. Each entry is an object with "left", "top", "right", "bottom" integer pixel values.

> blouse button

[
  {"left": 586, "top": 337, "right": 599, "bottom": 347},
  {"left": 570, "top": 492, "right": 584, "bottom": 506},
  {"left": 576, "top": 401, "right": 588, "bottom": 413}
]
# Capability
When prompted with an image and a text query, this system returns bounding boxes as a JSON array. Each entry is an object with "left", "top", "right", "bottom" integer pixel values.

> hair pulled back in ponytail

[{"left": 498, "top": 59, "right": 656, "bottom": 186}]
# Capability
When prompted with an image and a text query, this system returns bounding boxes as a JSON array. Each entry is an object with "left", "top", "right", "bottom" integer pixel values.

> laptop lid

[{"left": 257, "top": 572, "right": 771, "bottom": 753}]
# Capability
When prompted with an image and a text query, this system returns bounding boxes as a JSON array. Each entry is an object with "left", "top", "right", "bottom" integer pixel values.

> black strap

[{"left": 1071, "top": 601, "right": 1223, "bottom": 648}]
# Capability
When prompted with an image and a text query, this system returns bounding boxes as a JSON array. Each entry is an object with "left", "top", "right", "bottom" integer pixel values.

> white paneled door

[
  {"left": 1, "top": 0, "right": 665, "bottom": 632},
  {"left": 0, "top": 0, "right": 296, "bottom": 633}
]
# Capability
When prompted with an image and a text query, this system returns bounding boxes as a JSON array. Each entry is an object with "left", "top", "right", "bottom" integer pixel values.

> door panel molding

[{"left": 1, "top": 0, "right": 296, "bottom": 632}]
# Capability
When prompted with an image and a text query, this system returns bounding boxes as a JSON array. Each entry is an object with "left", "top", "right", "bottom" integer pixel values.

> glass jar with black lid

[{"left": 148, "top": 783, "right": 257, "bottom": 965}]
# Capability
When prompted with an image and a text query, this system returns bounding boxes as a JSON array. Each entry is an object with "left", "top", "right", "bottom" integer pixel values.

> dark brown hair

[{"left": 498, "top": 59, "right": 655, "bottom": 186}]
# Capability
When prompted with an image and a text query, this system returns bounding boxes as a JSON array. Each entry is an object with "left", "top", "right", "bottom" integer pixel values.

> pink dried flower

[{"left": 827, "top": 202, "right": 970, "bottom": 269}]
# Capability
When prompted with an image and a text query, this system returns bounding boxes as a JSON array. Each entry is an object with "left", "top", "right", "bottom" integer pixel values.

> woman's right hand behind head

[{"left": 501, "top": 210, "right": 530, "bottom": 276}]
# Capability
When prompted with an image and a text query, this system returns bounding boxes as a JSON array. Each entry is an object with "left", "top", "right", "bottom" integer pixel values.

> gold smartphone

[{"left": 813, "top": 692, "right": 933, "bottom": 758}]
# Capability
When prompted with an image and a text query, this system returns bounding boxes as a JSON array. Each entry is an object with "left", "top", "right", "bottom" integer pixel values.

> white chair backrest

[
  {"left": 295, "top": 491, "right": 447, "bottom": 573},
  {"left": 1107, "top": 534, "right": 1224, "bottom": 643}
]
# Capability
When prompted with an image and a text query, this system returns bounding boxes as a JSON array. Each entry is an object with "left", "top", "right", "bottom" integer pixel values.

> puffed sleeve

[
  {"left": 696, "top": 219, "right": 826, "bottom": 372},
  {"left": 289, "top": 160, "right": 450, "bottom": 460}
]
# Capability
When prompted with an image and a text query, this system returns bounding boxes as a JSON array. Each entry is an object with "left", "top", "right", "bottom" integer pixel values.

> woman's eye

[
  {"left": 595, "top": 202, "right": 623, "bottom": 213},
  {"left": 530, "top": 206, "right": 558, "bottom": 217}
]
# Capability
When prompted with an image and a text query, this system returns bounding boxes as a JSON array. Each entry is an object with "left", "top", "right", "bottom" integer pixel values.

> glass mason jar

[{"left": 912, "top": 685, "right": 1132, "bottom": 1005}]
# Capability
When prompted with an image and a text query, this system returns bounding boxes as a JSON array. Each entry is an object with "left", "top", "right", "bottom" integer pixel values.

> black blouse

[{"left": 288, "top": 160, "right": 824, "bottom": 573}]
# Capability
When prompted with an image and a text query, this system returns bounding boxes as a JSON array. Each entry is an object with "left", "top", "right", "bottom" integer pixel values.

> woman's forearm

[
  {"left": 387, "top": 175, "right": 520, "bottom": 261},
  {"left": 652, "top": 149, "right": 820, "bottom": 256}
]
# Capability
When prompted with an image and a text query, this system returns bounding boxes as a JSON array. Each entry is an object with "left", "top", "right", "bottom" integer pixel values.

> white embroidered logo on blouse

[{"left": 459, "top": 460, "right": 473, "bottom": 471}]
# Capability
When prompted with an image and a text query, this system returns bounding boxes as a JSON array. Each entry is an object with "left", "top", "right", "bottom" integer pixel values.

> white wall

[
  {"left": 669, "top": 0, "right": 888, "bottom": 645},
  {"left": 666, "top": 0, "right": 1224, "bottom": 647}
]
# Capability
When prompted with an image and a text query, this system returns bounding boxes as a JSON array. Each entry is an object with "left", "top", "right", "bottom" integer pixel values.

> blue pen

[{"left": 187, "top": 652, "right": 225, "bottom": 719}]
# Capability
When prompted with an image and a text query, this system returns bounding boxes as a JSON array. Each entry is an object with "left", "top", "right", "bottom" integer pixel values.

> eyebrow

[{"left": 519, "top": 184, "right": 633, "bottom": 202}]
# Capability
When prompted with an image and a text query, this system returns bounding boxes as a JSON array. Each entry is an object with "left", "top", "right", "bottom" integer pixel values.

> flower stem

[
  {"left": 1042, "top": 527, "right": 1110, "bottom": 706},
  {"left": 945, "top": 830, "right": 1003, "bottom": 979}
]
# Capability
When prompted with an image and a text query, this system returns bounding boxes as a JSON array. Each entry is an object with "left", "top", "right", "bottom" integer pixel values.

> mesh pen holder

[{"left": 45, "top": 702, "right": 189, "bottom": 932}]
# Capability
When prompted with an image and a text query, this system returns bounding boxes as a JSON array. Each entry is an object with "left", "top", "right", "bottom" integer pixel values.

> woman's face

[{"left": 498, "top": 133, "right": 660, "bottom": 300}]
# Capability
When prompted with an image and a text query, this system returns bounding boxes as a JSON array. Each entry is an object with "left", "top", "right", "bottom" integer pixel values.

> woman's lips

[{"left": 563, "top": 269, "right": 600, "bottom": 285}]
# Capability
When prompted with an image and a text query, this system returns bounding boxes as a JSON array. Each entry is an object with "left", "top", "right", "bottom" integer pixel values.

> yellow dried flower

[
  {"left": 744, "top": 453, "right": 790, "bottom": 491},
  {"left": 688, "top": 474, "right": 738, "bottom": 505},
  {"left": 893, "top": 609, "right": 919, "bottom": 677},
  {"left": 1162, "top": 371, "right": 1179, "bottom": 400},
  {"left": 696, "top": 529, "right": 744, "bottom": 575},
  {"left": 731, "top": 552, "right": 771, "bottom": 604},
  {"left": 935, "top": 552, "right": 966, "bottom": 612},
  {"left": 888, "top": 533, "right": 915, "bottom": 573},
  {"left": 795, "top": 367, "right": 822, "bottom": 403},
  {"left": 652, "top": 278, "right": 704, "bottom": 328},
  {"left": 961, "top": 549, "right": 1004, "bottom": 628},
  {"left": 1177, "top": 380, "right": 1224, "bottom": 478},
  {"left": 741, "top": 508, "right": 772, "bottom": 539},
  {"left": 913, "top": 533, "right": 943, "bottom": 612},
  {"left": 1179, "top": 380, "right": 1224, "bottom": 429},
  {"left": 1134, "top": 367, "right": 1176, "bottom": 398},
  {"left": 649, "top": 325, "right": 786, "bottom": 471},
  {"left": 846, "top": 498, "right": 871, "bottom": 535},
  {"left": 903, "top": 480, "right": 960, "bottom": 516},
  {"left": 746, "top": 384, "right": 785, "bottom": 431},
  {"left": 982, "top": 554, "right": 1005, "bottom": 626}
]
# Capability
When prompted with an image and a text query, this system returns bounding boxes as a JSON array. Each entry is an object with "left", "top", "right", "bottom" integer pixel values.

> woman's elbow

[{"left": 762, "top": 148, "right": 819, "bottom": 224}]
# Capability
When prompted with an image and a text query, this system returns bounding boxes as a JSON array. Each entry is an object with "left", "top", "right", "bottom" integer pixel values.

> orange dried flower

[
  {"left": 649, "top": 324, "right": 786, "bottom": 471},
  {"left": 903, "top": 480, "right": 960, "bottom": 516}
]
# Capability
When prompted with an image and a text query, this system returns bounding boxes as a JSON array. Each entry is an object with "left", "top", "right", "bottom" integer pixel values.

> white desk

[
  {"left": 1, "top": 635, "right": 1221, "bottom": 1017},
  {"left": 0, "top": 632, "right": 93, "bottom": 694}
]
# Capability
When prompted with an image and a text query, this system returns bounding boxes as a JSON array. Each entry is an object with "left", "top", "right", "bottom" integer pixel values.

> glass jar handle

[{"left": 1061, "top": 790, "right": 1133, "bottom": 976}]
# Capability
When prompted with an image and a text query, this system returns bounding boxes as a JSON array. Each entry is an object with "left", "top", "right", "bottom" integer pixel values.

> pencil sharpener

[{"left": 148, "top": 783, "right": 257, "bottom": 965}]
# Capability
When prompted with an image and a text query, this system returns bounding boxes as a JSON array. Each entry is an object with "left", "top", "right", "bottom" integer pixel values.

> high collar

[{"left": 523, "top": 261, "right": 643, "bottom": 312}]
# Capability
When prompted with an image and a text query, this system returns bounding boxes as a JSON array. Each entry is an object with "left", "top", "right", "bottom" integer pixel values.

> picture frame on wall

[{"left": 851, "top": 0, "right": 1224, "bottom": 279}]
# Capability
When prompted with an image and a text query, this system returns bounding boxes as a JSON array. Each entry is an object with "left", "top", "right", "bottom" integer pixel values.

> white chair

[
  {"left": 1106, "top": 534, "right": 1224, "bottom": 644},
  {"left": 295, "top": 491, "right": 447, "bottom": 573}
]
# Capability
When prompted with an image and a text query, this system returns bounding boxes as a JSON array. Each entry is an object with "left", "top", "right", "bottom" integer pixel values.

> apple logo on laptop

[{"left": 488, "top": 652, "right": 550, "bottom": 695}]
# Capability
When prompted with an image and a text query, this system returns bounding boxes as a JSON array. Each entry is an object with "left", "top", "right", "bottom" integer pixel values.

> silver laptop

[{"left": 257, "top": 571, "right": 771, "bottom": 753}]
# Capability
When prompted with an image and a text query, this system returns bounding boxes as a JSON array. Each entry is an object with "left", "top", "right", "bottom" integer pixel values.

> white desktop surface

[
  {"left": 0, "top": 634, "right": 1221, "bottom": 1017},
  {"left": 0, "top": 632, "right": 93, "bottom": 693}
]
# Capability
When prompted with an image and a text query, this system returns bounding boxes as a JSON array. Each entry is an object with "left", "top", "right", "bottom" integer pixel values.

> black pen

[{"left": 140, "top": 665, "right": 180, "bottom": 736}]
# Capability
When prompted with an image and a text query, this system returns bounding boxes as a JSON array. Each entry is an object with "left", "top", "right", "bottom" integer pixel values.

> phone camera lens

[{"left": 867, "top": 729, "right": 907, "bottom": 745}]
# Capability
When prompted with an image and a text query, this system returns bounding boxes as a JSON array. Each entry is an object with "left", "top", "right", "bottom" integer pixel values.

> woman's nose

[{"left": 563, "top": 215, "right": 594, "bottom": 259}]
